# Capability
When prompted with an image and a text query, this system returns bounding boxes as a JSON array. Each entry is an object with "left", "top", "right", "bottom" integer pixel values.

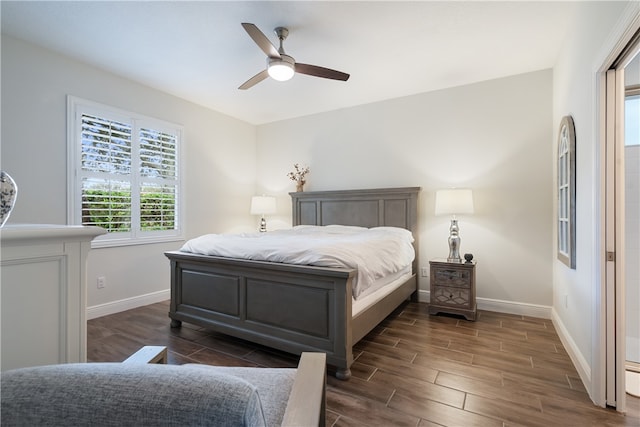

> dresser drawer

[
  {"left": 432, "top": 268, "right": 470, "bottom": 288},
  {"left": 432, "top": 286, "right": 471, "bottom": 308}
]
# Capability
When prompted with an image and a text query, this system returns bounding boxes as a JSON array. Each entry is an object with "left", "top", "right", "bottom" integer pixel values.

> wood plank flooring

[{"left": 88, "top": 301, "right": 640, "bottom": 426}]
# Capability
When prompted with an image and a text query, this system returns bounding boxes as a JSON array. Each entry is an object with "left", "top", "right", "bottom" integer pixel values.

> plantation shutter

[
  {"left": 80, "top": 114, "right": 133, "bottom": 232},
  {"left": 139, "top": 128, "right": 178, "bottom": 231},
  {"left": 69, "top": 97, "right": 183, "bottom": 246}
]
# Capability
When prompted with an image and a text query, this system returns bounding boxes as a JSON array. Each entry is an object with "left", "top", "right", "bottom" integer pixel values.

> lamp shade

[
  {"left": 435, "top": 189, "right": 474, "bottom": 215},
  {"left": 250, "top": 196, "right": 276, "bottom": 215}
]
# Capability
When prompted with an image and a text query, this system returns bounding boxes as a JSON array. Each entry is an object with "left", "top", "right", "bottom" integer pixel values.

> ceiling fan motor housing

[{"left": 274, "top": 27, "right": 289, "bottom": 42}]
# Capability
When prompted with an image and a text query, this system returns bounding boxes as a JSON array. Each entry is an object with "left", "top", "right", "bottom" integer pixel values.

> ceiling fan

[{"left": 238, "top": 23, "right": 350, "bottom": 90}]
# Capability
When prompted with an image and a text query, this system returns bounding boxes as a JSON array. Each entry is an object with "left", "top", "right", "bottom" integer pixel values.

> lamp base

[
  {"left": 258, "top": 216, "right": 267, "bottom": 233},
  {"left": 447, "top": 218, "right": 461, "bottom": 261}
]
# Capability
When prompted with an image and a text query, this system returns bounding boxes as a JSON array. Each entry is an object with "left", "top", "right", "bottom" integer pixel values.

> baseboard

[
  {"left": 417, "top": 290, "right": 552, "bottom": 319},
  {"left": 87, "top": 289, "right": 170, "bottom": 320},
  {"left": 551, "top": 307, "right": 592, "bottom": 394},
  {"left": 478, "top": 297, "right": 552, "bottom": 319}
]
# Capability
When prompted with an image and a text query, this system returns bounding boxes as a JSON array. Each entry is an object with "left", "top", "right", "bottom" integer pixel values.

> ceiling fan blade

[
  {"left": 295, "top": 63, "right": 350, "bottom": 81},
  {"left": 239, "top": 70, "right": 269, "bottom": 90},
  {"left": 241, "top": 23, "right": 280, "bottom": 59}
]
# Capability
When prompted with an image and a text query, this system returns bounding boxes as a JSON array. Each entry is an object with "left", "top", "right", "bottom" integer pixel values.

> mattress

[
  {"left": 352, "top": 265, "right": 413, "bottom": 317},
  {"left": 180, "top": 225, "right": 415, "bottom": 299}
]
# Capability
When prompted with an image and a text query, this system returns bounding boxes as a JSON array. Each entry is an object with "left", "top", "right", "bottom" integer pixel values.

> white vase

[{"left": 0, "top": 171, "right": 18, "bottom": 227}]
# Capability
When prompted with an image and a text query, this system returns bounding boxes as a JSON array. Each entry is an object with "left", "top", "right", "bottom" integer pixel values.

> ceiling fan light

[{"left": 267, "top": 56, "right": 295, "bottom": 81}]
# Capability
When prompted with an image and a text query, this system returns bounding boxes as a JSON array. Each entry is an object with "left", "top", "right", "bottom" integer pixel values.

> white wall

[
  {"left": 0, "top": 36, "right": 257, "bottom": 314},
  {"left": 551, "top": 0, "right": 635, "bottom": 400},
  {"left": 256, "top": 70, "right": 554, "bottom": 311},
  {"left": 1, "top": 35, "right": 555, "bottom": 318}
]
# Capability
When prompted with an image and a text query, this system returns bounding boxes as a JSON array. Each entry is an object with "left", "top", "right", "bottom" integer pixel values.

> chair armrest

[
  {"left": 281, "top": 352, "right": 327, "bottom": 427},
  {"left": 122, "top": 346, "right": 168, "bottom": 364}
]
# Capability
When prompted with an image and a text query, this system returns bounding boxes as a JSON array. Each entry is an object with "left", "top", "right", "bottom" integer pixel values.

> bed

[{"left": 165, "top": 187, "right": 420, "bottom": 379}]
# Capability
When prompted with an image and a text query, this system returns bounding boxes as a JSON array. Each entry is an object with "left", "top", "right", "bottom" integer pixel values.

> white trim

[
  {"left": 87, "top": 289, "right": 170, "bottom": 320},
  {"left": 477, "top": 297, "right": 551, "bottom": 319},
  {"left": 552, "top": 306, "right": 592, "bottom": 395},
  {"left": 594, "top": 2, "right": 640, "bottom": 73},
  {"left": 91, "top": 235, "right": 184, "bottom": 249},
  {"left": 418, "top": 290, "right": 552, "bottom": 319}
]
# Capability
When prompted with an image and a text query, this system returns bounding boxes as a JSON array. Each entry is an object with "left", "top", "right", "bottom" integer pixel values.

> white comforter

[{"left": 180, "top": 225, "right": 415, "bottom": 299}]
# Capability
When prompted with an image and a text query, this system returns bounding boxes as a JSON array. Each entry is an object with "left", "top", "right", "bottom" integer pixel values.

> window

[
  {"left": 68, "top": 97, "right": 183, "bottom": 247},
  {"left": 557, "top": 115, "right": 576, "bottom": 269}
]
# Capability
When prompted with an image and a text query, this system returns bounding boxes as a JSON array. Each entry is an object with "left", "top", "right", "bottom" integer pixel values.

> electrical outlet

[
  {"left": 97, "top": 276, "right": 106, "bottom": 289},
  {"left": 421, "top": 267, "right": 429, "bottom": 277},
  {"left": 564, "top": 294, "right": 568, "bottom": 309}
]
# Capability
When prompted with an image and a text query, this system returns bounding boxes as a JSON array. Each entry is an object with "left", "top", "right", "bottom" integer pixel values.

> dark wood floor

[{"left": 88, "top": 301, "right": 640, "bottom": 426}]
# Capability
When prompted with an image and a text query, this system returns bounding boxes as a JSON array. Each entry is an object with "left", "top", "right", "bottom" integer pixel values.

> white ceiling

[{"left": 1, "top": 1, "right": 580, "bottom": 125}]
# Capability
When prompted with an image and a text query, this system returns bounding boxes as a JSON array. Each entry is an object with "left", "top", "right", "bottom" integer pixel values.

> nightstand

[{"left": 428, "top": 259, "right": 477, "bottom": 321}]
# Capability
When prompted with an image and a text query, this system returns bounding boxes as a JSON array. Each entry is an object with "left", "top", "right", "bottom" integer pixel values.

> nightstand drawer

[
  {"left": 432, "top": 286, "right": 471, "bottom": 307},
  {"left": 433, "top": 269, "right": 471, "bottom": 288}
]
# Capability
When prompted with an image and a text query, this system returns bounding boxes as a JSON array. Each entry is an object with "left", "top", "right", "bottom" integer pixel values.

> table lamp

[
  {"left": 250, "top": 195, "right": 276, "bottom": 232},
  {"left": 435, "top": 189, "right": 474, "bottom": 262}
]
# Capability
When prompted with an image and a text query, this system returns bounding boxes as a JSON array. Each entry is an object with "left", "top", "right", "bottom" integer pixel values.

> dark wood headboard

[
  {"left": 290, "top": 187, "right": 421, "bottom": 271},
  {"left": 290, "top": 187, "right": 420, "bottom": 231}
]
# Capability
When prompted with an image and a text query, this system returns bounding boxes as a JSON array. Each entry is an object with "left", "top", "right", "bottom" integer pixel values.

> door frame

[
  {"left": 604, "top": 64, "right": 626, "bottom": 411},
  {"left": 594, "top": 9, "right": 640, "bottom": 411}
]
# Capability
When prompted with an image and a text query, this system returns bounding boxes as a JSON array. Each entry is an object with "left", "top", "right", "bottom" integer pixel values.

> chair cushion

[
  {"left": 184, "top": 365, "right": 296, "bottom": 426},
  {"left": 1, "top": 363, "right": 266, "bottom": 426}
]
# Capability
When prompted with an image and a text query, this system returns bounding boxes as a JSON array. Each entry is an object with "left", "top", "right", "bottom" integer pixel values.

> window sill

[{"left": 91, "top": 235, "right": 184, "bottom": 249}]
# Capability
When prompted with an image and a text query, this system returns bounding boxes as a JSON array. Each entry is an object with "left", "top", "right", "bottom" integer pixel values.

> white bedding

[{"left": 180, "top": 225, "right": 415, "bottom": 299}]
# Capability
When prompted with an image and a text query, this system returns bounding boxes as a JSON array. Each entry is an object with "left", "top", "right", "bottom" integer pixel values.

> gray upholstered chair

[{"left": 1, "top": 346, "right": 326, "bottom": 427}]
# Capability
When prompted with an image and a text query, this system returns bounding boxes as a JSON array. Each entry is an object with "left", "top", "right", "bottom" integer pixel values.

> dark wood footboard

[{"left": 166, "top": 250, "right": 357, "bottom": 378}]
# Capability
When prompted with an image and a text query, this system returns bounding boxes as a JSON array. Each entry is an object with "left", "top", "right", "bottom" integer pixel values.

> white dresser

[{"left": 1, "top": 224, "right": 105, "bottom": 371}]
